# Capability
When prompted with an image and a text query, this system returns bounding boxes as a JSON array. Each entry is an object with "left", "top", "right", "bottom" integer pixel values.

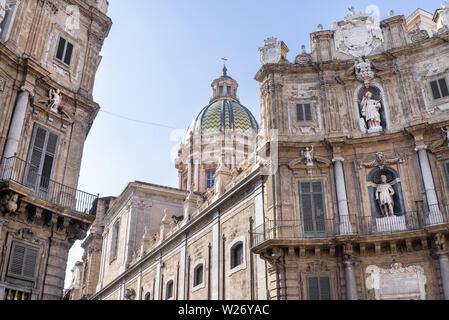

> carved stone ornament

[
  {"left": 409, "top": 23, "right": 430, "bottom": 43},
  {"left": 259, "top": 37, "right": 289, "bottom": 65},
  {"left": 365, "top": 263, "right": 427, "bottom": 300},
  {"left": 295, "top": 45, "right": 312, "bottom": 66},
  {"left": 439, "top": 2, "right": 449, "bottom": 30},
  {"left": 355, "top": 152, "right": 406, "bottom": 169},
  {"left": 0, "top": 77, "right": 5, "bottom": 92},
  {"left": 0, "top": 193, "right": 19, "bottom": 214},
  {"left": 333, "top": 6, "right": 384, "bottom": 58},
  {"left": 442, "top": 127, "right": 449, "bottom": 147},
  {"left": 14, "top": 228, "right": 40, "bottom": 244},
  {"left": 124, "top": 288, "right": 136, "bottom": 300},
  {"left": 289, "top": 148, "right": 332, "bottom": 169},
  {"left": 306, "top": 261, "right": 329, "bottom": 272},
  {"left": 0, "top": 0, "right": 8, "bottom": 34},
  {"left": 355, "top": 58, "right": 375, "bottom": 88}
]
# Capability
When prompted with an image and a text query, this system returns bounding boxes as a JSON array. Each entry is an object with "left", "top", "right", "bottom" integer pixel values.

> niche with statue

[{"left": 357, "top": 85, "right": 389, "bottom": 134}]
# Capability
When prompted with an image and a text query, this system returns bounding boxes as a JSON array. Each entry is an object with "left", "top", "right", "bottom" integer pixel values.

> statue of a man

[
  {"left": 376, "top": 175, "right": 395, "bottom": 216},
  {"left": 48, "top": 88, "right": 61, "bottom": 113},
  {"left": 303, "top": 146, "right": 314, "bottom": 166},
  {"left": 361, "top": 91, "right": 382, "bottom": 132}
]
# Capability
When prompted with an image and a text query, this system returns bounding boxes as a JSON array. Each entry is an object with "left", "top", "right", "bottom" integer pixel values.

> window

[
  {"left": 296, "top": 103, "right": 313, "bottom": 122},
  {"left": 299, "top": 181, "right": 326, "bottom": 236},
  {"left": 227, "top": 86, "right": 231, "bottom": 95},
  {"left": 110, "top": 219, "right": 120, "bottom": 262},
  {"left": 430, "top": 78, "right": 449, "bottom": 100},
  {"left": 165, "top": 280, "right": 174, "bottom": 299},
  {"left": 307, "top": 275, "right": 332, "bottom": 300},
  {"left": 25, "top": 124, "right": 59, "bottom": 192},
  {"left": 230, "top": 242, "right": 244, "bottom": 269},
  {"left": 144, "top": 291, "right": 151, "bottom": 300},
  {"left": 193, "top": 264, "right": 204, "bottom": 287},
  {"left": 7, "top": 241, "right": 40, "bottom": 287},
  {"left": 206, "top": 170, "right": 215, "bottom": 189},
  {"left": 219, "top": 86, "right": 224, "bottom": 95},
  {"left": 55, "top": 35, "right": 74, "bottom": 66}
]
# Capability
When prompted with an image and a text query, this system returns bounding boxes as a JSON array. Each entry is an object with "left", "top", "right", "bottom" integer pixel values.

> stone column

[
  {"left": 416, "top": 146, "right": 442, "bottom": 224},
  {"left": 333, "top": 158, "right": 352, "bottom": 234},
  {"left": 437, "top": 251, "right": 449, "bottom": 300},
  {"left": 3, "top": 88, "right": 30, "bottom": 158},
  {"left": 344, "top": 261, "right": 358, "bottom": 300}
]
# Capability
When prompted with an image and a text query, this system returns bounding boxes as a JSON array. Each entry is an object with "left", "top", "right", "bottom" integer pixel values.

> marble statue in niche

[
  {"left": 361, "top": 91, "right": 382, "bottom": 133},
  {"left": 302, "top": 146, "right": 314, "bottom": 166},
  {"left": 376, "top": 175, "right": 395, "bottom": 216},
  {"left": 48, "top": 88, "right": 62, "bottom": 113}
]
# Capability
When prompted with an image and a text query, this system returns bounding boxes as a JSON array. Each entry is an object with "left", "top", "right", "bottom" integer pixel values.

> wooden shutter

[
  {"left": 26, "top": 125, "right": 59, "bottom": 190},
  {"left": 64, "top": 42, "right": 74, "bottom": 65},
  {"left": 56, "top": 37, "right": 66, "bottom": 61},
  {"left": 304, "top": 103, "right": 312, "bottom": 121},
  {"left": 430, "top": 80, "right": 441, "bottom": 100},
  {"left": 7, "top": 242, "right": 39, "bottom": 283},
  {"left": 307, "top": 276, "right": 331, "bottom": 300},
  {"left": 439, "top": 78, "right": 449, "bottom": 98},
  {"left": 296, "top": 104, "right": 304, "bottom": 121},
  {"left": 299, "top": 181, "right": 326, "bottom": 235}
]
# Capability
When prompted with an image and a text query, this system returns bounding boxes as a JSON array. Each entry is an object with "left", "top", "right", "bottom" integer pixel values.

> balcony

[
  {"left": 252, "top": 205, "right": 449, "bottom": 248},
  {"left": 0, "top": 156, "right": 98, "bottom": 216}
]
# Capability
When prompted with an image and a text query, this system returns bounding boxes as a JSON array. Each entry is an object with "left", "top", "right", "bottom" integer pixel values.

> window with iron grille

[
  {"left": 193, "top": 264, "right": 204, "bottom": 287},
  {"left": 55, "top": 35, "right": 74, "bottom": 66},
  {"left": 206, "top": 170, "right": 215, "bottom": 189},
  {"left": 25, "top": 124, "right": 59, "bottom": 192},
  {"left": 296, "top": 103, "right": 313, "bottom": 122},
  {"left": 307, "top": 275, "right": 332, "bottom": 300},
  {"left": 230, "top": 242, "right": 244, "bottom": 269},
  {"left": 110, "top": 219, "right": 120, "bottom": 262},
  {"left": 430, "top": 78, "right": 449, "bottom": 100},
  {"left": 299, "top": 180, "right": 327, "bottom": 236},
  {"left": 6, "top": 241, "right": 40, "bottom": 287}
]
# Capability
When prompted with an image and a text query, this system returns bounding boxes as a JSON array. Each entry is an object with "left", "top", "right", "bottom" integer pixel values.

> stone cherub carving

[
  {"left": 376, "top": 175, "right": 395, "bottom": 216},
  {"left": 0, "top": 193, "right": 18, "bottom": 214},
  {"left": 355, "top": 58, "right": 375, "bottom": 88},
  {"left": 361, "top": 91, "right": 382, "bottom": 133},
  {"left": 442, "top": 127, "right": 449, "bottom": 147},
  {"left": 302, "top": 146, "right": 314, "bottom": 166}
]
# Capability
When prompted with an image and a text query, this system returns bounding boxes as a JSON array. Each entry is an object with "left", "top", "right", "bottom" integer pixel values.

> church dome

[{"left": 186, "top": 99, "right": 259, "bottom": 138}]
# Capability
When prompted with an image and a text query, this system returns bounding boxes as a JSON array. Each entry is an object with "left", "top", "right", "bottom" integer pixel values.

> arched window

[
  {"left": 231, "top": 242, "right": 244, "bottom": 269},
  {"left": 144, "top": 291, "right": 151, "bottom": 300},
  {"left": 193, "top": 264, "right": 204, "bottom": 287},
  {"left": 165, "top": 280, "right": 174, "bottom": 300}
]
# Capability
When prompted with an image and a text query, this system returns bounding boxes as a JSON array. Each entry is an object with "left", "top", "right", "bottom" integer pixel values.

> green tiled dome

[{"left": 187, "top": 99, "right": 259, "bottom": 137}]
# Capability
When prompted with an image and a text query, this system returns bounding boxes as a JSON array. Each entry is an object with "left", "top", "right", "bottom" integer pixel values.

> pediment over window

[{"left": 289, "top": 156, "right": 331, "bottom": 169}]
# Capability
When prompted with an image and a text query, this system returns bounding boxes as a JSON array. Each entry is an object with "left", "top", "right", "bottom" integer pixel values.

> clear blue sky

[{"left": 64, "top": 0, "right": 444, "bottom": 289}]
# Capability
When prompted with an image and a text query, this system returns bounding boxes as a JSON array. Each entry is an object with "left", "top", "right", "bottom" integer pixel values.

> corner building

[
  {"left": 78, "top": 4, "right": 449, "bottom": 300},
  {"left": 0, "top": 0, "right": 111, "bottom": 300}
]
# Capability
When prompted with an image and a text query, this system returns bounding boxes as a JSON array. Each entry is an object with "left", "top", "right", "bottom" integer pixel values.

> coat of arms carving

[{"left": 333, "top": 7, "right": 384, "bottom": 58}]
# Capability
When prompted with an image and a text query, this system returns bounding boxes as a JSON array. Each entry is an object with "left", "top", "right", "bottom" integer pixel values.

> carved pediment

[
  {"left": 355, "top": 152, "right": 406, "bottom": 169},
  {"left": 289, "top": 155, "right": 331, "bottom": 169}
]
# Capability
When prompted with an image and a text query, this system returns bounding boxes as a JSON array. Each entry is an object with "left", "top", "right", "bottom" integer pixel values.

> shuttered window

[
  {"left": 7, "top": 242, "right": 40, "bottom": 285},
  {"left": 430, "top": 78, "right": 449, "bottom": 100},
  {"left": 110, "top": 219, "right": 120, "bottom": 262},
  {"left": 55, "top": 35, "right": 74, "bottom": 66},
  {"left": 25, "top": 124, "right": 59, "bottom": 191},
  {"left": 307, "top": 275, "right": 332, "bottom": 300},
  {"left": 296, "top": 103, "right": 313, "bottom": 122},
  {"left": 299, "top": 180, "right": 326, "bottom": 236}
]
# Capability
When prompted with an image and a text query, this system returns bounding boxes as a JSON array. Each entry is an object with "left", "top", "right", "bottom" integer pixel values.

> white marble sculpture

[
  {"left": 361, "top": 91, "right": 382, "bottom": 133},
  {"left": 302, "top": 146, "right": 314, "bottom": 166},
  {"left": 376, "top": 175, "right": 395, "bottom": 216},
  {"left": 442, "top": 127, "right": 449, "bottom": 147},
  {"left": 48, "top": 88, "right": 62, "bottom": 113},
  {"left": 440, "top": 2, "right": 449, "bottom": 28},
  {"left": 0, "top": 0, "right": 7, "bottom": 34}
]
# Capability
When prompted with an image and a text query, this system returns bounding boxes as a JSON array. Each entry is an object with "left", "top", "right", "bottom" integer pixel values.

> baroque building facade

[
  {"left": 73, "top": 4, "right": 449, "bottom": 300},
  {"left": 0, "top": 0, "right": 111, "bottom": 300}
]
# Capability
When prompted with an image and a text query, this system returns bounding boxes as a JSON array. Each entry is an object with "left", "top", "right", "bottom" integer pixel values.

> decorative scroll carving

[
  {"left": 289, "top": 148, "right": 331, "bottom": 169},
  {"left": 355, "top": 152, "right": 406, "bottom": 169}
]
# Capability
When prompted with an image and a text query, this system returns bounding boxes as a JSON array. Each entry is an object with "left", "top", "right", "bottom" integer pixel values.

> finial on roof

[
  {"left": 388, "top": 10, "right": 395, "bottom": 17},
  {"left": 221, "top": 57, "right": 228, "bottom": 76}
]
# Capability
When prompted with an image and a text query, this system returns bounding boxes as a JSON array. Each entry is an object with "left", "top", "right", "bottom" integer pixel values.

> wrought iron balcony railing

[
  {"left": 252, "top": 205, "right": 449, "bottom": 247},
  {"left": 0, "top": 156, "right": 98, "bottom": 216}
]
